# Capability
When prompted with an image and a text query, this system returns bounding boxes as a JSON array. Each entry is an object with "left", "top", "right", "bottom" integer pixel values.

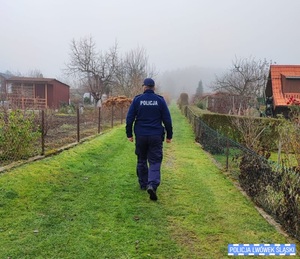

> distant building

[
  {"left": 265, "top": 65, "right": 300, "bottom": 117},
  {"left": 83, "top": 92, "right": 94, "bottom": 104},
  {"left": 198, "top": 92, "right": 252, "bottom": 115},
  {"left": 0, "top": 75, "right": 70, "bottom": 109},
  {"left": 0, "top": 72, "right": 12, "bottom": 105}
]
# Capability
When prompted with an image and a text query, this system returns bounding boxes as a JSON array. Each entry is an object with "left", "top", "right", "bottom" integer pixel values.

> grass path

[{"left": 0, "top": 104, "right": 298, "bottom": 258}]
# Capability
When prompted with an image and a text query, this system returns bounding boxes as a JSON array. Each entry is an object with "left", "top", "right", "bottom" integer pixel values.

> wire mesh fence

[
  {"left": 184, "top": 105, "right": 300, "bottom": 240},
  {"left": 0, "top": 105, "right": 129, "bottom": 168}
]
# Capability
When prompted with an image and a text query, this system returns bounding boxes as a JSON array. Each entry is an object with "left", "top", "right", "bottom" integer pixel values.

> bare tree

[
  {"left": 114, "top": 47, "right": 156, "bottom": 97},
  {"left": 65, "top": 36, "right": 118, "bottom": 105},
  {"left": 230, "top": 115, "right": 268, "bottom": 152},
  {"left": 211, "top": 56, "right": 269, "bottom": 98},
  {"left": 27, "top": 69, "right": 44, "bottom": 78}
]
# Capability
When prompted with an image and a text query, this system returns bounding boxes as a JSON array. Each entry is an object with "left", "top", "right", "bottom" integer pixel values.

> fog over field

[{"left": 1, "top": 0, "right": 300, "bottom": 98}]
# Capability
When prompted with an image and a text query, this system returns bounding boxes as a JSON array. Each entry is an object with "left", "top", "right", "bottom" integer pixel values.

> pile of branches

[{"left": 102, "top": 96, "right": 132, "bottom": 107}]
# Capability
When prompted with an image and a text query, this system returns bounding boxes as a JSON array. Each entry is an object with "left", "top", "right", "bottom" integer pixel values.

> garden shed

[
  {"left": 265, "top": 65, "right": 300, "bottom": 117},
  {"left": 4, "top": 77, "right": 70, "bottom": 109},
  {"left": 0, "top": 72, "right": 12, "bottom": 105},
  {"left": 198, "top": 92, "right": 252, "bottom": 114}
]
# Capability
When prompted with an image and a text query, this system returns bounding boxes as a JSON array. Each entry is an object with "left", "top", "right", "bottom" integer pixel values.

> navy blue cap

[{"left": 142, "top": 78, "right": 155, "bottom": 87}]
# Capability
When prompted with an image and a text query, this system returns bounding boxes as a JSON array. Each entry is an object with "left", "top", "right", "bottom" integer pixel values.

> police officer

[{"left": 126, "top": 78, "right": 173, "bottom": 201}]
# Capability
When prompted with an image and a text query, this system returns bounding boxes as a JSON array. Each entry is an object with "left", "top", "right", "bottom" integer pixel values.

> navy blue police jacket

[{"left": 126, "top": 89, "right": 173, "bottom": 140}]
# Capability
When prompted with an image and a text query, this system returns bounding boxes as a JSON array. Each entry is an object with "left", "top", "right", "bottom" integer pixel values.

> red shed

[{"left": 4, "top": 77, "right": 70, "bottom": 109}]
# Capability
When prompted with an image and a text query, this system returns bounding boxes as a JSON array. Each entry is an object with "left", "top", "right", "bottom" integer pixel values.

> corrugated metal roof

[
  {"left": 6, "top": 76, "right": 70, "bottom": 88},
  {"left": 7, "top": 76, "right": 56, "bottom": 82}
]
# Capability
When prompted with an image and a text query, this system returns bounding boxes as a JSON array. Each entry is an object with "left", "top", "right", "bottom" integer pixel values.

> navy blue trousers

[{"left": 135, "top": 135, "right": 163, "bottom": 190}]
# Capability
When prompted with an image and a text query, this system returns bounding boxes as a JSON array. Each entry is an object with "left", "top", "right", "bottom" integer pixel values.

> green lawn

[{"left": 0, "top": 104, "right": 298, "bottom": 258}]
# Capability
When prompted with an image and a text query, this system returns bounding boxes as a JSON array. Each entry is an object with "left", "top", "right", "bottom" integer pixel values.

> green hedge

[{"left": 183, "top": 105, "right": 280, "bottom": 151}]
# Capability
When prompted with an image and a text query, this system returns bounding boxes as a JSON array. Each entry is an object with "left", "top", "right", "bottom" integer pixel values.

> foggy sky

[{"left": 1, "top": 0, "right": 300, "bottom": 95}]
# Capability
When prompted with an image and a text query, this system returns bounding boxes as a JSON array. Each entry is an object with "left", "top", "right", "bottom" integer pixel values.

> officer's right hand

[
  {"left": 166, "top": 139, "right": 172, "bottom": 143},
  {"left": 128, "top": 137, "right": 134, "bottom": 142}
]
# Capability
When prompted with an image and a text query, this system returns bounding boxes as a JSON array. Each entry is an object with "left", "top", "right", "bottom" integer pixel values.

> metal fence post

[
  {"left": 111, "top": 105, "right": 114, "bottom": 128},
  {"left": 226, "top": 139, "right": 229, "bottom": 171},
  {"left": 98, "top": 107, "right": 101, "bottom": 134},
  {"left": 77, "top": 107, "right": 80, "bottom": 142},
  {"left": 196, "top": 117, "right": 199, "bottom": 140},
  {"left": 121, "top": 106, "right": 123, "bottom": 124},
  {"left": 41, "top": 110, "right": 45, "bottom": 155}
]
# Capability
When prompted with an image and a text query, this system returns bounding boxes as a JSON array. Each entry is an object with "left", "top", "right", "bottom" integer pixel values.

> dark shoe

[{"left": 147, "top": 186, "right": 158, "bottom": 201}]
